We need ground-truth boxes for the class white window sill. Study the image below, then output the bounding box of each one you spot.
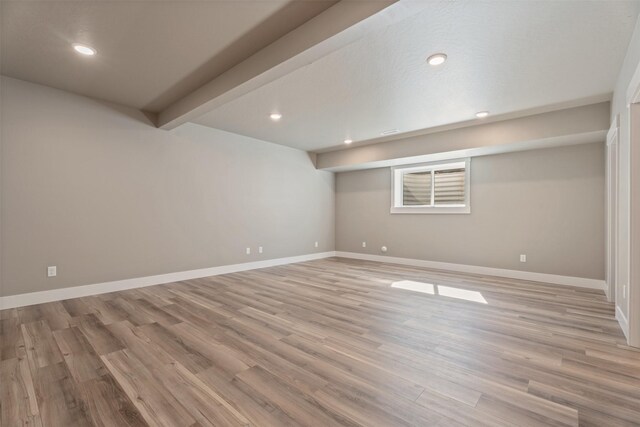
[390,206,471,214]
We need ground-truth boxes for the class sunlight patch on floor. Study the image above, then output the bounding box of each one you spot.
[391,280,435,294]
[391,280,487,304]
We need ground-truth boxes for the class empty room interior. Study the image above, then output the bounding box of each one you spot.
[2,1,640,426]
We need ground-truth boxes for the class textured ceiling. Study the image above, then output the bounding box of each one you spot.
[0,0,336,112]
[193,0,640,152]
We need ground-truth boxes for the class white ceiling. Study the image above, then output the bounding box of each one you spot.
[0,0,336,112]
[193,0,640,152]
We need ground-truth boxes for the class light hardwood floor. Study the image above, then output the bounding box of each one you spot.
[2,257,640,426]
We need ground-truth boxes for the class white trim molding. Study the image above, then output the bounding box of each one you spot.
[605,115,620,302]
[0,252,336,310]
[607,114,620,144]
[627,57,640,105]
[335,252,606,290]
[627,73,640,347]
[616,305,630,341]
[1,251,608,310]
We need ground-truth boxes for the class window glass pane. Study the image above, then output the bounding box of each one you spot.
[403,171,432,205]
[434,168,465,205]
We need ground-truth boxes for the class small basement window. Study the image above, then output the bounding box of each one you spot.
[391,159,470,214]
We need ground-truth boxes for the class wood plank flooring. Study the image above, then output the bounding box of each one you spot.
[2,257,640,426]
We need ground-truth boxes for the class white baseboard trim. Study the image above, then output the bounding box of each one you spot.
[616,305,630,341]
[0,251,337,310]
[2,251,606,310]
[335,251,606,290]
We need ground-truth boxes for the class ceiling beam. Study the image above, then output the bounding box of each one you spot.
[157,0,417,130]
[316,102,611,171]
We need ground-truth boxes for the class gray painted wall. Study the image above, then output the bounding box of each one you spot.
[336,143,605,279]
[1,77,335,296]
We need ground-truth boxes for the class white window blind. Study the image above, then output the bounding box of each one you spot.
[403,171,432,205]
[434,168,465,205]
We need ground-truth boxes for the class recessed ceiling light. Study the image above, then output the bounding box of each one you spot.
[270,113,282,121]
[475,111,489,118]
[344,139,353,144]
[427,53,447,66]
[72,43,96,56]
[381,129,400,136]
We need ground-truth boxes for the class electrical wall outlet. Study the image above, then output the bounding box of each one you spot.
[314,241,319,248]
[47,266,57,277]
[246,247,251,255]
[362,241,367,248]
[520,254,527,262]
[258,246,263,254]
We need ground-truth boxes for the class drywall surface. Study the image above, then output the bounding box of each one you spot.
[0,76,335,296]
[336,143,605,279]
[317,102,610,170]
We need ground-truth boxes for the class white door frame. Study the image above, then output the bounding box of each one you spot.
[606,116,619,303]
[625,60,640,347]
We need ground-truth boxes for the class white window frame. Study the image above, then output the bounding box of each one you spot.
[391,158,471,214]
